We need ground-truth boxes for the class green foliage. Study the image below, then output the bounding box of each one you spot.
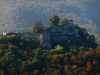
[49,45,65,55]
[33,48,42,55]
[79,46,88,53]
[55,45,64,53]
[96,45,100,50]
[4,51,16,64]
[30,20,43,33]
[69,45,79,55]
[64,56,70,64]
[0,36,7,43]
[49,15,60,27]
[21,58,42,72]
[59,17,68,26]
[0,34,99,74]
[0,17,99,74]
[32,58,40,64]
[0,0,100,43]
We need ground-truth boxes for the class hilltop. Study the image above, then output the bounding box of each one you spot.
[0,0,100,42]
[0,17,99,75]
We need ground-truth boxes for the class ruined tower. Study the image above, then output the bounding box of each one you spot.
[40,33,51,49]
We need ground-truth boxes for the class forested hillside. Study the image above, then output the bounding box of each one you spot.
[0,0,100,41]
[0,29,99,75]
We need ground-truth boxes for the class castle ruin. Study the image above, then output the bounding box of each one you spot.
[2,21,87,49]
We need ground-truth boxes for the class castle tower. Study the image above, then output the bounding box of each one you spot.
[74,28,81,41]
[40,33,51,49]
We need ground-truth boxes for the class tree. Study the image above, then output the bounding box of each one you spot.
[33,70,41,75]
[59,17,68,26]
[53,69,61,75]
[55,45,64,53]
[51,54,63,64]
[30,20,43,33]
[49,15,59,27]
[7,34,19,45]
[4,51,16,64]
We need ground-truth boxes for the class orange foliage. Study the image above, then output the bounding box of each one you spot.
[51,54,63,64]
[33,70,41,75]
[80,71,88,75]
[88,48,96,56]
[85,64,92,71]
[77,53,83,60]
[23,72,29,75]
[86,61,91,65]
[0,70,4,75]
[92,59,98,65]
[0,44,8,50]
[71,55,77,61]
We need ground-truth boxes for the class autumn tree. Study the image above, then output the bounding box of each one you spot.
[33,70,41,75]
[51,54,63,64]
[53,69,61,75]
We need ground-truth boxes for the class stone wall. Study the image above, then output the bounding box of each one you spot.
[2,24,83,49]
[15,33,41,41]
[51,36,68,42]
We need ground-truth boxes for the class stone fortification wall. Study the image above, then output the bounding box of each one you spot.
[51,36,68,42]
[16,33,41,41]
[49,25,81,42]
[47,25,78,34]
[2,24,83,49]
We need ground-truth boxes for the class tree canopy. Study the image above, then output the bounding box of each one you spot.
[59,17,68,26]
[0,30,99,75]
[49,15,60,27]
[30,20,43,33]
